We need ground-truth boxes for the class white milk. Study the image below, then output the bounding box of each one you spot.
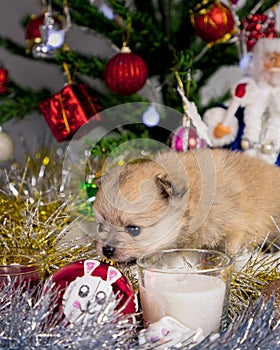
[139,273,226,336]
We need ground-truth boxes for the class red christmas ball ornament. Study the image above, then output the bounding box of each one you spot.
[241,13,277,52]
[104,44,148,96]
[190,0,235,45]
[51,259,137,324]
[0,67,9,95]
[169,125,207,152]
[25,12,63,54]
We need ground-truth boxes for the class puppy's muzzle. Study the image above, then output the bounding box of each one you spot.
[102,245,115,259]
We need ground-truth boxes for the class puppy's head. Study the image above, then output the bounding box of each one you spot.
[92,158,188,262]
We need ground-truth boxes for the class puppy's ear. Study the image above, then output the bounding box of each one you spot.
[155,173,184,198]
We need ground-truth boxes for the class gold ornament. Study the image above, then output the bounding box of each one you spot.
[241,138,251,150]
[261,142,274,154]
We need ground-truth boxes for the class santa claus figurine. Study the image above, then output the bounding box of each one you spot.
[204,38,280,166]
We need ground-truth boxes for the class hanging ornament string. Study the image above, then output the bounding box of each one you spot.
[63,0,71,32]
[58,62,78,134]
[58,93,71,134]
[174,70,212,146]
[174,70,191,128]
[44,0,71,30]
[185,69,191,100]
[45,0,52,14]
[62,61,77,85]
[120,15,132,51]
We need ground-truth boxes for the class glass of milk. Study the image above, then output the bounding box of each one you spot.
[137,249,232,336]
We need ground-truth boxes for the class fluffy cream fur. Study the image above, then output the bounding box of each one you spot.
[93,149,280,262]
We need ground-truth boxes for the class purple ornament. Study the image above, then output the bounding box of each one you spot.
[169,125,207,152]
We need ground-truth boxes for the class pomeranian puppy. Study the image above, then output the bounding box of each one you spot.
[93,149,280,262]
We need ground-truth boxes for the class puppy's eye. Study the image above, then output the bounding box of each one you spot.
[97,223,105,233]
[126,225,141,236]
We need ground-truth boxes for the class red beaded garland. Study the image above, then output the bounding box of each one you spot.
[241,13,277,52]
[104,47,148,96]
[190,0,235,44]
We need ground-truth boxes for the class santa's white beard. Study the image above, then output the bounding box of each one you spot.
[262,68,280,87]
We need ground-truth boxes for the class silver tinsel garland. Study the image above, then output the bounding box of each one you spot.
[0,279,280,350]
[0,280,139,350]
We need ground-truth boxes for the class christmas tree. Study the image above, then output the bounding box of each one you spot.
[0,0,279,161]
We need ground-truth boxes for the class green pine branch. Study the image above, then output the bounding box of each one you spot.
[54,49,107,79]
[0,37,29,57]
[0,82,51,123]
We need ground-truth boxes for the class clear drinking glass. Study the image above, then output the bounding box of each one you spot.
[0,248,45,290]
[137,249,232,336]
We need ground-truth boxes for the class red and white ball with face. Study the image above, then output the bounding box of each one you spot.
[51,259,137,324]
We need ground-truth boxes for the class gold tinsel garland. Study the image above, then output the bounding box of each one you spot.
[229,239,280,320]
[0,149,97,277]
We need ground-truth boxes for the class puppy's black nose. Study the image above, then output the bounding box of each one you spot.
[102,245,115,258]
